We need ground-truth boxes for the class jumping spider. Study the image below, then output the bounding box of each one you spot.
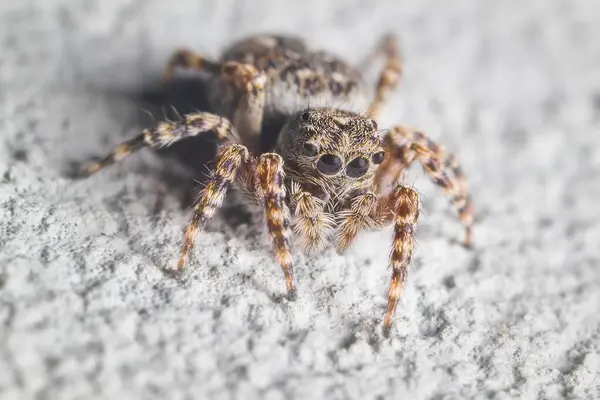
[79,34,474,336]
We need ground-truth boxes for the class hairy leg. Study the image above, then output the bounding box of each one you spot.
[256,154,297,300]
[79,112,238,176]
[383,185,420,336]
[164,48,267,153]
[332,184,420,335]
[220,62,267,153]
[375,126,474,247]
[289,181,335,252]
[178,144,250,269]
[366,34,403,120]
[164,48,221,81]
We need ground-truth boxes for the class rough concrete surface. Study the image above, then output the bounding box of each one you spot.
[1,1,599,399]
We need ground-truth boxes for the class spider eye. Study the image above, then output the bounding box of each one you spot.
[346,157,369,178]
[372,151,385,165]
[317,154,343,175]
[300,111,310,121]
[303,143,318,157]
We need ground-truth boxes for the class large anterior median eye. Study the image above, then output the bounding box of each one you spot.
[317,154,343,175]
[346,157,369,178]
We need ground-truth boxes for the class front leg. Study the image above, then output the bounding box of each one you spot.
[334,186,419,336]
[256,154,297,300]
[178,144,250,269]
[384,185,420,336]
[335,186,419,335]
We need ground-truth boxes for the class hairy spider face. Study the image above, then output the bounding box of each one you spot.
[277,108,385,190]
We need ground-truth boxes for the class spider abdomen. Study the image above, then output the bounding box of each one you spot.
[205,34,370,152]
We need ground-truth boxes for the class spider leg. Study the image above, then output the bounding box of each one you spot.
[79,113,238,177]
[219,62,267,154]
[289,181,335,252]
[375,126,474,247]
[256,154,297,300]
[366,34,403,120]
[383,185,420,337]
[178,144,250,269]
[164,48,221,81]
[164,48,267,152]
[332,185,419,335]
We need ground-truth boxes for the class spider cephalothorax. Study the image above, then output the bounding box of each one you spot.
[277,108,384,200]
[78,33,474,336]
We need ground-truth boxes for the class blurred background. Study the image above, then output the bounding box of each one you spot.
[1,1,599,399]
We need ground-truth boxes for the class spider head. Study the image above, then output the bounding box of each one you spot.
[277,108,385,190]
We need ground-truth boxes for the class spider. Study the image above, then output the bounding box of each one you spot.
[79,34,474,336]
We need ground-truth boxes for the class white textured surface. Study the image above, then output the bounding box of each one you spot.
[1,1,599,399]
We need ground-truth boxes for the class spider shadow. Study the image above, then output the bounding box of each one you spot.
[74,75,254,230]
[155,77,257,228]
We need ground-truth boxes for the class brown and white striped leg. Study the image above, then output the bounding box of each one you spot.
[164,49,266,151]
[164,48,221,82]
[80,113,239,177]
[256,154,297,300]
[375,126,474,248]
[366,34,403,120]
[289,181,335,252]
[219,62,267,154]
[383,185,420,337]
[178,144,250,269]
